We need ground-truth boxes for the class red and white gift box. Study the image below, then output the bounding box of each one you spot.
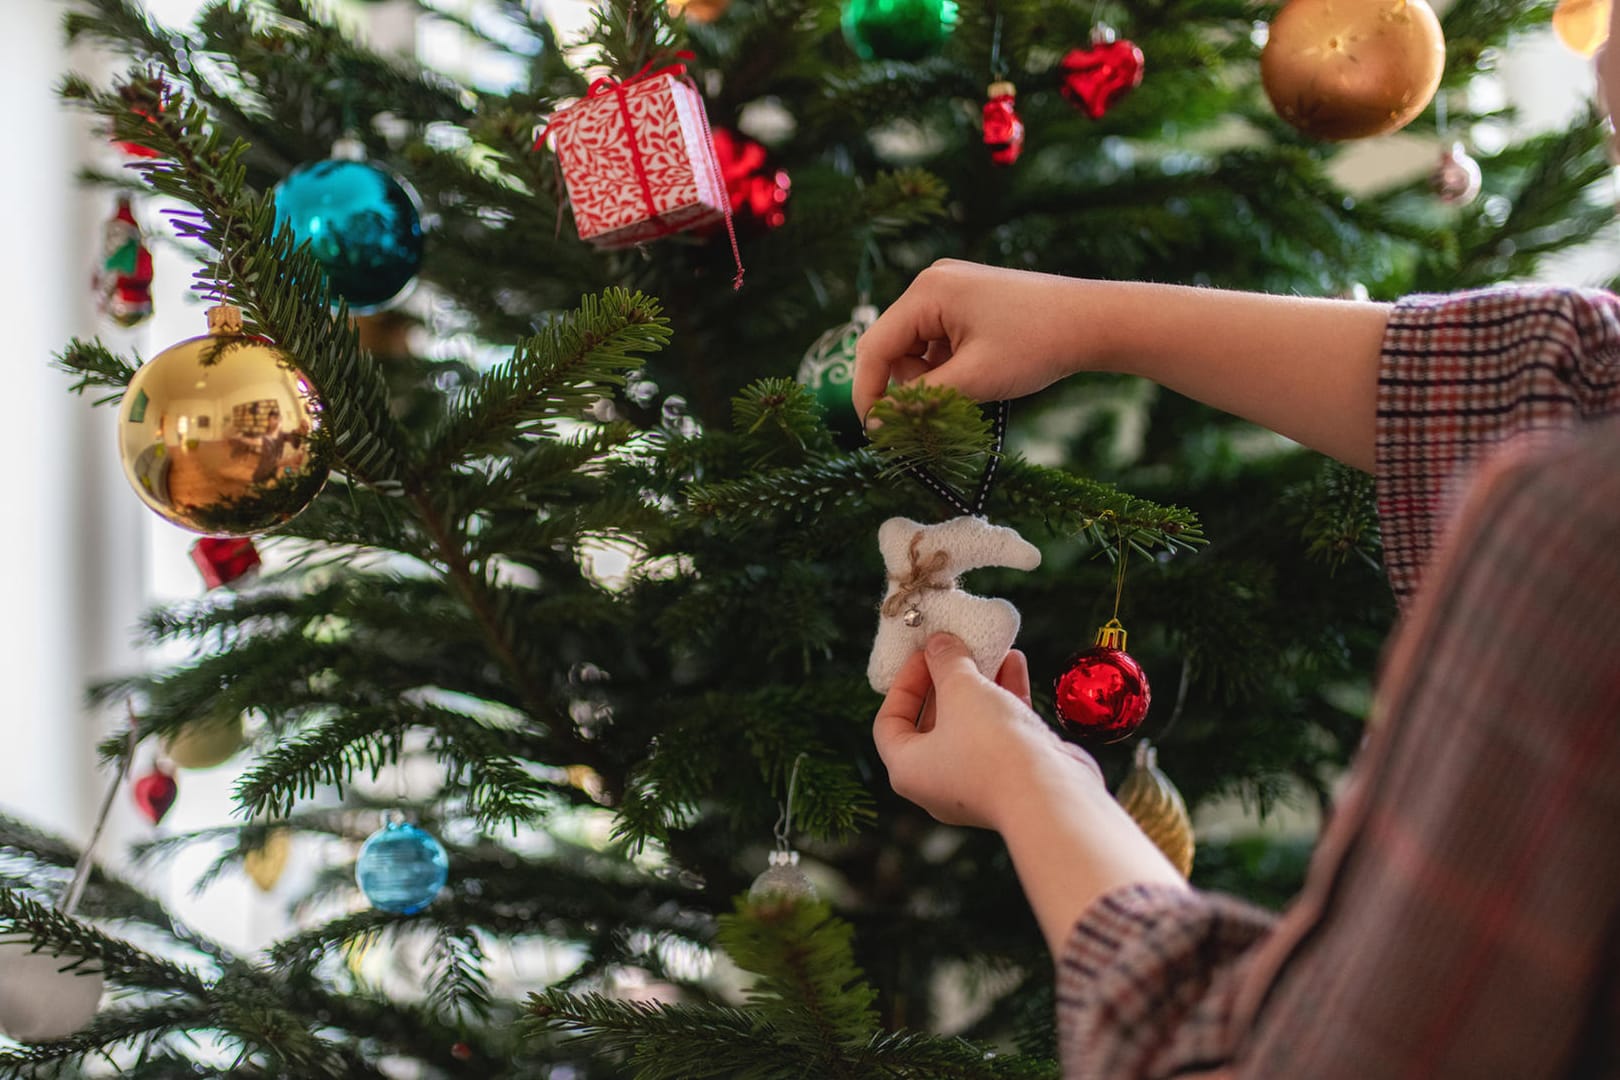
[546,68,731,250]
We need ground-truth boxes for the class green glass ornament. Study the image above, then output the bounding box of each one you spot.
[841,0,958,61]
[796,304,877,447]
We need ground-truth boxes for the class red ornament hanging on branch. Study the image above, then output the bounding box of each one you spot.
[191,537,263,591]
[982,81,1025,165]
[1059,25,1145,120]
[1055,618,1151,743]
[711,128,791,229]
[113,78,168,159]
[131,765,178,825]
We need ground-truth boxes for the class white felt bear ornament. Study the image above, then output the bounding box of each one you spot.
[868,516,1041,692]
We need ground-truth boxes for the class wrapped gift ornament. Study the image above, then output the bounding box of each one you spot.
[542,58,739,273]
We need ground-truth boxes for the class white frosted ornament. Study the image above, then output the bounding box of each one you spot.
[0,941,103,1042]
[868,516,1041,692]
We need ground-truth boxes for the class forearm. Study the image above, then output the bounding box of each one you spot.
[1083,281,1389,472]
[993,752,1187,955]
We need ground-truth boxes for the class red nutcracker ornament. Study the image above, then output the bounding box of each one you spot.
[1059,26,1145,120]
[191,537,263,590]
[982,81,1025,165]
[131,765,178,825]
[712,128,791,229]
[96,197,154,327]
[1055,617,1151,742]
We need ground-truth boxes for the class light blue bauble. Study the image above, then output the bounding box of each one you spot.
[272,157,423,313]
[355,822,448,914]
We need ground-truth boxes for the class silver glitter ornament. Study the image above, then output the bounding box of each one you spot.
[1429,141,1482,205]
[749,849,817,901]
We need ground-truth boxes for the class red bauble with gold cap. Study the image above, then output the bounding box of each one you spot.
[1054,619,1151,743]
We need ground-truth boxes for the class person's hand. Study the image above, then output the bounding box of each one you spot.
[852,261,1102,423]
[872,633,1103,831]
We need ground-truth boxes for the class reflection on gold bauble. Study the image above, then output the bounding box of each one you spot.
[1261,0,1445,141]
[243,828,292,891]
[668,0,729,22]
[163,712,246,770]
[1117,740,1195,877]
[1554,0,1612,56]
[118,305,328,536]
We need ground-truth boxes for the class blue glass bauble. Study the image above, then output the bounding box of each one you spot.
[355,822,448,914]
[272,158,423,313]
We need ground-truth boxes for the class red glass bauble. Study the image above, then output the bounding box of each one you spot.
[191,537,263,591]
[982,82,1024,165]
[711,128,791,229]
[1059,37,1145,120]
[132,768,178,825]
[1054,646,1151,742]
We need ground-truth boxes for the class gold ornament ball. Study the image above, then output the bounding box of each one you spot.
[119,305,328,537]
[668,0,729,21]
[1261,0,1446,141]
[1553,0,1612,56]
[164,712,246,770]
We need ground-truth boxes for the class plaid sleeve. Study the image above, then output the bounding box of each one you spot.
[1376,286,1620,607]
[1235,420,1620,1077]
[1055,883,1275,1079]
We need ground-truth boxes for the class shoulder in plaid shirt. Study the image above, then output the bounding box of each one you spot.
[1056,286,1620,1079]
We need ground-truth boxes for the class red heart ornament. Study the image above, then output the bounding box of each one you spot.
[1059,38,1145,120]
[132,768,178,825]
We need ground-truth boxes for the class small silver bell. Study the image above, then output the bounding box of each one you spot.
[902,607,923,628]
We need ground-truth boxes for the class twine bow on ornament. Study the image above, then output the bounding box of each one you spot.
[880,532,953,619]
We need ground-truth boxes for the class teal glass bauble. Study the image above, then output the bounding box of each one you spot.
[355,822,449,914]
[273,157,423,313]
[840,0,958,61]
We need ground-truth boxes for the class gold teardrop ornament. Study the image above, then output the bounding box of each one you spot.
[243,828,292,891]
[1117,740,1195,877]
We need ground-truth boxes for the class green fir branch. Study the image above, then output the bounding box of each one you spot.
[0,891,209,997]
[422,290,672,475]
[527,990,782,1080]
[54,338,142,404]
[717,897,877,1054]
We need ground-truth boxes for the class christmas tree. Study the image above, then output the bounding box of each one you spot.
[2,0,1610,1075]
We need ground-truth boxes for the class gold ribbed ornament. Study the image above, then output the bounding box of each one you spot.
[1117,740,1195,877]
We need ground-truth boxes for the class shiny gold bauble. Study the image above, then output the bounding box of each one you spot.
[1117,740,1195,877]
[1554,0,1612,56]
[119,305,327,536]
[163,712,246,770]
[243,828,292,891]
[667,0,729,21]
[1261,0,1446,141]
